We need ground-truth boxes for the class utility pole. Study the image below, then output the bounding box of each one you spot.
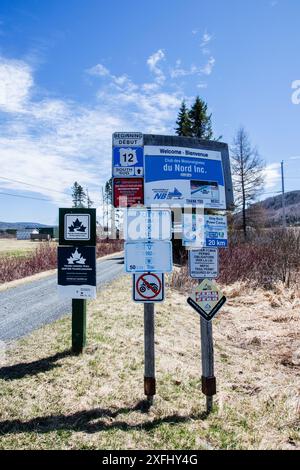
[281,161,287,228]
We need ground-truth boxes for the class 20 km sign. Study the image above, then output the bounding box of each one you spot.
[133,273,164,303]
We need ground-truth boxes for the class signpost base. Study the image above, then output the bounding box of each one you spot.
[72,299,86,354]
[144,303,156,403]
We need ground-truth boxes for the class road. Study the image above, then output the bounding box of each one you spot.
[0,254,124,342]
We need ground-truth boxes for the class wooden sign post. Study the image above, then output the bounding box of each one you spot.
[144,303,156,403]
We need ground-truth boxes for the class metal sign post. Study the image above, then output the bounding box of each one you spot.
[200,317,216,413]
[144,302,156,403]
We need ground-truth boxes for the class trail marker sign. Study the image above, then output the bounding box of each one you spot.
[59,208,96,246]
[133,273,164,303]
[125,240,173,273]
[187,279,226,322]
[125,208,172,241]
[113,132,143,147]
[205,215,228,248]
[57,246,96,299]
[112,146,144,177]
[189,248,219,279]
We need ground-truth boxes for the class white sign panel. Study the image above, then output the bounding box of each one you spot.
[125,208,172,241]
[133,273,164,303]
[144,145,226,209]
[113,132,143,147]
[189,248,219,279]
[183,214,228,248]
[125,241,173,273]
[182,212,204,248]
[64,214,90,241]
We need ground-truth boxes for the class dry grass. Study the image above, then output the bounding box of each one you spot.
[0,277,299,450]
[0,239,38,257]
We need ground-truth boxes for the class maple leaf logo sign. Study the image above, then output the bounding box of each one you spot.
[68,218,86,233]
[67,248,86,265]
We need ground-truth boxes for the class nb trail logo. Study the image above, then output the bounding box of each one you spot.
[68,218,86,233]
[153,187,183,200]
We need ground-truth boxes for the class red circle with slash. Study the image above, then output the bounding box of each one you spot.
[136,273,162,300]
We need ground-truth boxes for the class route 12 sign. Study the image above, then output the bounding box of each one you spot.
[187,279,226,322]
[133,273,164,303]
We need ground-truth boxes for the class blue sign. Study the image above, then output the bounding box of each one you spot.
[144,145,226,209]
[204,215,228,248]
[112,146,144,177]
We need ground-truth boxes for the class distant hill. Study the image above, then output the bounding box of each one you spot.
[259,190,300,226]
[0,222,51,231]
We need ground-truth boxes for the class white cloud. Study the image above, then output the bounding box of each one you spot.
[86,63,110,77]
[147,49,165,84]
[0,52,185,208]
[0,58,33,113]
[264,163,281,189]
[201,56,216,75]
[200,32,212,47]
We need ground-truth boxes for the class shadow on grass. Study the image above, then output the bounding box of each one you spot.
[0,350,72,381]
[0,403,207,435]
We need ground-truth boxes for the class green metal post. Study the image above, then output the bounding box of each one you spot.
[72,299,86,354]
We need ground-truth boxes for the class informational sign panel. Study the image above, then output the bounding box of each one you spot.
[112,147,144,177]
[113,132,143,147]
[189,248,219,279]
[144,145,226,209]
[204,215,228,248]
[57,246,96,299]
[113,177,144,208]
[182,212,204,248]
[125,241,173,273]
[133,273,164,303]
[59,208,96,246]
[183,214,228,248]
[125,208,172,241]
[187,279,226,322]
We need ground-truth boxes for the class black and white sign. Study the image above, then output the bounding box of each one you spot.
[65,214,90,241]
[133,273,164,303]
[59,208,96,246]
[113,132,143,147]
[57,246,96,299]
[189,248,219,279]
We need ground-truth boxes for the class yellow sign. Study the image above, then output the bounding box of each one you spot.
[187,279,226,321]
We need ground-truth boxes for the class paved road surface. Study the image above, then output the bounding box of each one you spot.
[0,255,124,342]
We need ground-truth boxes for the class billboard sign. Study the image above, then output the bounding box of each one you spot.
[144,144,226,209]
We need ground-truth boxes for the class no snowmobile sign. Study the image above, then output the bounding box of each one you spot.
[187,279,226,322]
[133,273,164,303]
[57,246,96,299]
[59,208,96,246]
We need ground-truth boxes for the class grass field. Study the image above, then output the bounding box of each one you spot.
[0,239,51,258]
[0,276,299,450]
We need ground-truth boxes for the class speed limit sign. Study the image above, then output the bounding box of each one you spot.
[133,273,164,303]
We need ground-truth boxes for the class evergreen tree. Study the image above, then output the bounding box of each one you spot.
[71,181,87,208]
[189,96,213,140]
[175,101,192,136]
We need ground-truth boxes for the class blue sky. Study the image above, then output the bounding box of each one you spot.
[0,0,299,224]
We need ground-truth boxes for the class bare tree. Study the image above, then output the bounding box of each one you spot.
[231,127,265,238]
